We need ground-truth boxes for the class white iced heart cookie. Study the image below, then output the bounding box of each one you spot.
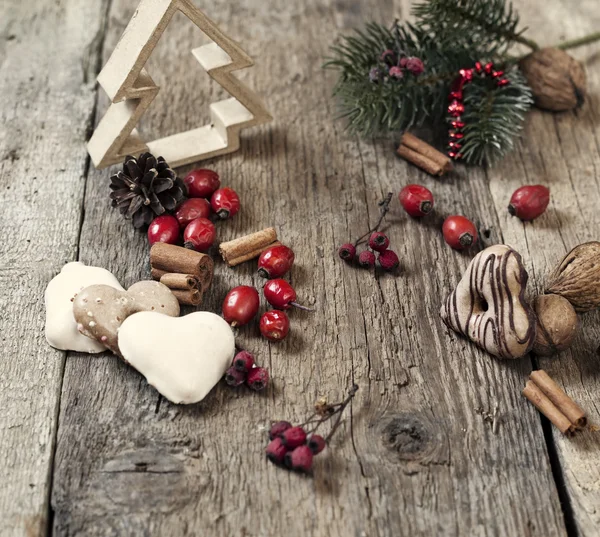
[45,262,124,353]
[118,312,235,404]
[440,245,536,359]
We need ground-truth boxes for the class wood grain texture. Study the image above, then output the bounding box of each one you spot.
[0,0,598,535]
[48,0,588,536]
[486,1,600,534]
[0,0,110,535]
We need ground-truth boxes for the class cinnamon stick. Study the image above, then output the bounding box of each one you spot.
[150,243,214,291]
[159,273,199,291]
[219,228,279,267]
[530,370,586,428]
[397,133,453,176]
[170,288,203,306]
[523,380,575,436]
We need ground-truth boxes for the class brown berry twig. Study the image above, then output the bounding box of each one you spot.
[266,384,359,473]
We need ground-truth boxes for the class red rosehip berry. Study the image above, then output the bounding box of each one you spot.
[399,184,434,217]
[508,185,550,221]
[258,245,295,279]
[263,279,295,310]
[174,198,211,229]
[263,279,313,311]
[147,215,180,245]
[224,366,246,386]
[259,310,290,341]
[269,421,292,440]
[308,434,327,455]
[247,367,269,391]
[338,243,356,262]
[285,445,313,472]
[222,286,260,327]
[211,187,240,219]
[233,350,254,372]
[280,426,307,448]
[378,249,400,271]
[183,217,215,251]
[368,232,390,252]
[184,169,220,198]
[442,215,478,250]
[266,437,288,465]
[358,250,376,268]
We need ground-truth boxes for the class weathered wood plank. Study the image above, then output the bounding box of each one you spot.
[486,1,600,534]
[49,0,576,535]
[0,0,109,535]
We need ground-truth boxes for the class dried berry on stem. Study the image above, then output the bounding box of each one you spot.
[266,384,359,474]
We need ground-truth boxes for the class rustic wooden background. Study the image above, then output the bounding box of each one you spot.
[1,0,599,535]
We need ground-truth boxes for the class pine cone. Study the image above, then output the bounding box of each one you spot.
[519,48,586,112]
[109,153,186,228]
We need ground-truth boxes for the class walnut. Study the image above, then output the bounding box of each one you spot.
[520,48,586,111]
[545,242,600,312]
[533,294,579,356]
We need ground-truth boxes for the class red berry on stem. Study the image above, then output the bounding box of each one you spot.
[183,217,215,251]
[285,445,313,472]
[184,169,220,198]
[233,350,254,372]
[358,250,376,268]
[368,232,390,252]
[259,310,290,341]
[148,215,180,245]
[399,184,434,217]
[211,187,240,219]
[508,185,550,221]
[174,198,211,228]
[263,279,313,311]
[442,215,478,250]
[269,421,292,440]
[247,367,269,391]
[378,249,400,271]
[308,434,327,455]
[224,366,246,386]
[280,426,307,448]
[338,243,356,262]
[266,437,288,465]
[222,286,260,327]
[258,245,295,279]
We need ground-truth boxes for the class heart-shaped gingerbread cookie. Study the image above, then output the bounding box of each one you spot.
[440,245,536,359]
[45,262,124,353]
[73,281,179,355]
[118,312,235,404]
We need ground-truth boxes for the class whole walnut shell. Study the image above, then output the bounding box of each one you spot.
[519,47,586,111]
[545,242,600,312]
[533,294,579,356]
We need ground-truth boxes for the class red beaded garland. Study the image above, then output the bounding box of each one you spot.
[446,61,510,160]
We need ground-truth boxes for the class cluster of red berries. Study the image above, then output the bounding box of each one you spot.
[266,384,358,474]
[265,422,325,473]
[222,245,312,341]
[224,350,269,391]
[338,193,399,272]
[369,49,425,83]
[147,168,240,252]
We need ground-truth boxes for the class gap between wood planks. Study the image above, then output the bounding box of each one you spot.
[44,1,115,535]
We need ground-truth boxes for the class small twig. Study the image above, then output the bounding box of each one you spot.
[354,193,393,247]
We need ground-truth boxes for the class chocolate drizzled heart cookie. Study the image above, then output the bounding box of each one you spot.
[73,281,179,355]
[440,244,536,359]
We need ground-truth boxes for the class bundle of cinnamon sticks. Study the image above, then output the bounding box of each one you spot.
[150,243,214,306]
[397,132,453,176]
[523,370,587,436]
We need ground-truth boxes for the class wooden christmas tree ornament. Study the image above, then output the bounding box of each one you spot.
[87,0,272,169]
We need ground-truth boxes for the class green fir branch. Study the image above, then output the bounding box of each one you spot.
[412,0,537,56]
[459,69,533,166]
